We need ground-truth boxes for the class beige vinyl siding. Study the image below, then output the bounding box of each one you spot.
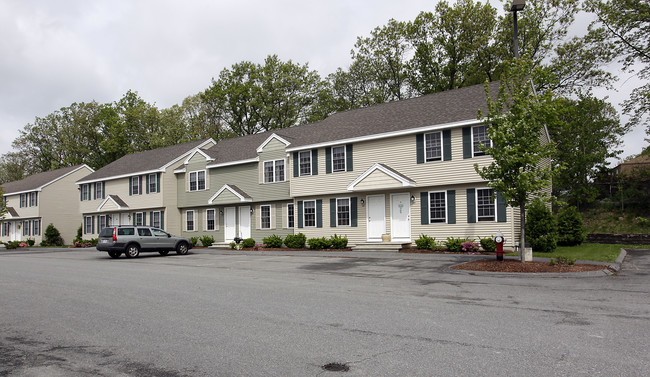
[162,164,181,234]
[258,138,289,185]
[39,166,94,243]
[354,170,406,190]
[250,202,292,242]
[99,200,119,211]
[291,128,493,197]
[12,197,39,218]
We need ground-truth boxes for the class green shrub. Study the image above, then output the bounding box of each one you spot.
[199,235,215,247]
[284,233,306,248]
[526,200,557,253]
[41,224,64,246]
[26,238,36,247]
[263,234,283,248]
[189,236,199,246]
[89,238,98,247]
[330,234,348,249]
[229,241,237,249]
[636,217,650,228]
[445,237,471,253]
[242,238,256,248]
[4,241,20,249]
[556,206,585,246]
[74,225,83,243]
[415,234,434,249]
[479,237,496,252]
[307,237,332,250]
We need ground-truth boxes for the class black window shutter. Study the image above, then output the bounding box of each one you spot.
[497,192,507,222]
[350,197,357,227]
[129,178,133,196]
[102,182,106,199]
[150,212,153,227]
[447,190,456,224]
[160,211,165,230]
[467,188,476,223]
[139,176,143,195]
[312,149,318,176]
[142,212,146,226]
[416,134,424,164]
[93,183,96,200]
[316,199,322,227]
[326,147,332,174]
[346,144,353,172]
[443,130,452,161]
[80,187,83,201]
[330,198,336,227]
[146,175,150,194]
[92,216,95,234]
[133,213,136,225]
[463,127,472,159]
[297,201,303,228]
[293,152,299,177]
[156,173,161,193]
[420,192,429,224]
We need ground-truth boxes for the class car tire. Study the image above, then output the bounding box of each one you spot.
[159,250,169,256]
[124,244,140,258]
[108,251,121,259]
[176,242,189,255]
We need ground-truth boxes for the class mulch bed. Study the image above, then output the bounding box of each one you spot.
[452,259,608,273]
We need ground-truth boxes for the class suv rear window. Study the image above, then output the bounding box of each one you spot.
[117,228,135,236]
[99,228,113,237]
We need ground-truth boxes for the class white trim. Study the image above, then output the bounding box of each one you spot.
[331,145,347,173]
[173,167,186,174]
[96,196,129,211]
[424,131,444,163]
[256,133,291,153]
[263,159,287,183]
[183,149,215,165]
[335,197,352,227]
[205,208,216,231]
[206,157,259,169]
[286,118,482,152]
[160,139,216,171]
[77,169,163,185]
[208,184,253,204]
[366,194,386,242]
[347,163,415,191]
[185,210,195,232]
[476,187,497,223]
[471,124,492,158]
[188,170,207,192]
[260,204,272,229]
[302,199,317,228]
[298,150,313,177]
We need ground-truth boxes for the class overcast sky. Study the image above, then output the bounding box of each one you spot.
[1,0,646,162]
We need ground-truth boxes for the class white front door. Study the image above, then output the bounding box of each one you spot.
[238,206,251,239]
[10,221,19,242]
[390,193,411,242]
[367,195,386,242]
[224,207,236,241]
[121,213,129,226]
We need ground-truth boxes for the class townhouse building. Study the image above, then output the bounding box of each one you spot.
[174,82,543,248]
[1,165,94,244]
[76,139,215,237]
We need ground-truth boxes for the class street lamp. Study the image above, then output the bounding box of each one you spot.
[510,0,526,59]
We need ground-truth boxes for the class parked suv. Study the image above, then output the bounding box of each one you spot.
[97,226,193,259]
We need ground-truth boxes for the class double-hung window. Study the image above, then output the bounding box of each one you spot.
[148,173,157,193]
[134,212,144,226]
[472,125,491,157]
[98,215,107,231]
[287,204,295,228]
[22,220,30,236]
[2,222,9,237]
[95,182,103,199]
[189,171,206,191]
[20,194,26,207]
[32,219,41,236]
[206,209,215,231]
[260,205,271,229]
[186,211,195,231]
[336,198,350,226]
[425,132,442,162]
[131,177,141,195]
[264,160,285,183]
[81,184,91,201]
[428,191,446,223]
[477,188,496,222]
[299,151,312,176]
[332,146,346,172]
[152,211,162,229]
[84,216,93,234]
[29,192,38,206]
[303,200,316,227]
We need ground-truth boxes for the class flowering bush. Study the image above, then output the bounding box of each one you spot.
[19,242,28,248]
[461,241,480,253]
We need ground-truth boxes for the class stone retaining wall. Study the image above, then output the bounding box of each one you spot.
[586,233,650,244]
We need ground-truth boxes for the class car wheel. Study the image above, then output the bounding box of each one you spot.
[176,242,189,255]
[159,250,169,256]
[125,244,140,258]
[108,251,121,259]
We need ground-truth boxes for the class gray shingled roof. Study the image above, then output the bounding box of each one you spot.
[204,82,498,165]
[7,207,18,217]
[108,195,128,208]
[1,164,88,195]
[78,139,211,183]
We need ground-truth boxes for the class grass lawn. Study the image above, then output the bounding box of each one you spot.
[507,243,650,262]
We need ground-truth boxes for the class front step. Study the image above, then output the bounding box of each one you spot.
[352,242,411,252]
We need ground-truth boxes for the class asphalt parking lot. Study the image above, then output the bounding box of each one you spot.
[1,247,648,376]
